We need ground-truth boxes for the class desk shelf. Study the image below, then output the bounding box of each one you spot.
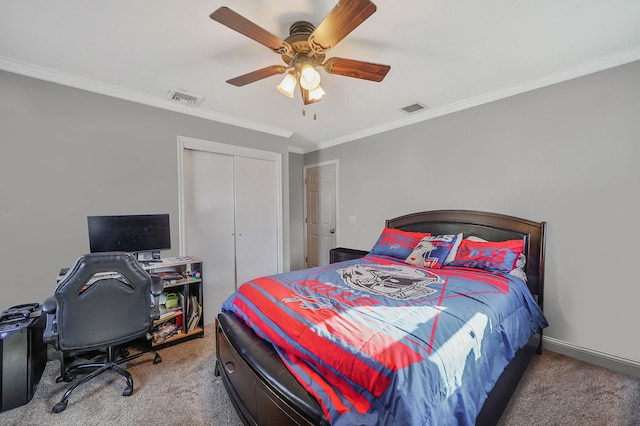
[144,256,204,349]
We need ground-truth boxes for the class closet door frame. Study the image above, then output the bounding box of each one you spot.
[176,136,284,274]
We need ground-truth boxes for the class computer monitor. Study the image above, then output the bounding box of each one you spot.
[87,214,171,261]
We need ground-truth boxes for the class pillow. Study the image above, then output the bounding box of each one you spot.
[405,234,462,269]
[450,236,528,279]
[446,235,486,264]
[443,233,464,265]
[370,228,431,260]
[509,253,528,281]
[449,239,524,273]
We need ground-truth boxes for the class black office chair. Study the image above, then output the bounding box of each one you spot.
[42,252,164,413]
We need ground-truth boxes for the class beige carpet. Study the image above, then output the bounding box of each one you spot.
[498,351,640,426]
[1,324,638,425]
[0,323,242,426]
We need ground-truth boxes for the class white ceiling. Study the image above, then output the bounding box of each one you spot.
[1,1,639,153]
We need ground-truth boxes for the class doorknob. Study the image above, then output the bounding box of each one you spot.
[330,229,335,234]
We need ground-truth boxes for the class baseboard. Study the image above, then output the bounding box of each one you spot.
[543,336,640,379]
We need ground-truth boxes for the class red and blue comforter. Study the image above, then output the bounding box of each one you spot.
[222,254,548,425]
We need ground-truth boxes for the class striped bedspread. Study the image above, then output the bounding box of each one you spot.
[222,254,548,425]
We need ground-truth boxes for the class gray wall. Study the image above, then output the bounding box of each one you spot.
[0,70,291,308]
[2,59,639,372]
[305,61,640,368]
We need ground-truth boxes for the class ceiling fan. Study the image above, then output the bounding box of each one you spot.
[210,0,391,105]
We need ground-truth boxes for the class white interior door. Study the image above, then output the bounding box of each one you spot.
[234,155,279,284]
[305,163,337,267]
[183,149,236,324]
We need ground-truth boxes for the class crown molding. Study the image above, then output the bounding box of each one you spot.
[0,56,294,139]
[307,46,640,153]
[3,46,640,155]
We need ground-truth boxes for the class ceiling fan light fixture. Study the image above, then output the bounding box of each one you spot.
[211,3,391,107]
[276,72,297,98]
[308,84,326,102]
[299,63,321,90]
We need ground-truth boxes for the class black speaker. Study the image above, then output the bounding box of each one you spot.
[0,304,47,412]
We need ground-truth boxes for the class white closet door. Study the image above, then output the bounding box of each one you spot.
[180,136,283,326]
[183,149,236,323]
[234,155,279,285]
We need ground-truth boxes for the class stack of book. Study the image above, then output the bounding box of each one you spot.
[186,294,202,333]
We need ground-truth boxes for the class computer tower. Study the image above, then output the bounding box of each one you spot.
[0,305,47,412]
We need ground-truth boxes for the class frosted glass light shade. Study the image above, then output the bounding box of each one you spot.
[299,64,321,90]
[276,73,297,98]
[308,85,326,101]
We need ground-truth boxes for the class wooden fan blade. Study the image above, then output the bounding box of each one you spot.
[310,0,377,51]
[323,57,390,82]
[226,65,287,87]
[210,7,291,54]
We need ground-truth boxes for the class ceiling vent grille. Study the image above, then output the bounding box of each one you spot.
[167,89,204,107]
[401,102,427,113]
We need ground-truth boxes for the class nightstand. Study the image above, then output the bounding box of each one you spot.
[329,247,369,264]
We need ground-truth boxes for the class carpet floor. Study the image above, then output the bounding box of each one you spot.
[0,324,637,425]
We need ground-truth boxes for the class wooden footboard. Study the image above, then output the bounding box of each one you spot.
[215,313,330,426]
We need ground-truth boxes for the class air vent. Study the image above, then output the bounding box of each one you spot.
[401,103,427,113]
[167,89,204,107]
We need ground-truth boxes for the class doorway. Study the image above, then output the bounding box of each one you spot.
[304,161,338,268]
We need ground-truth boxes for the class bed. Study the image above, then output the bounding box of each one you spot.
[215,210,547,425]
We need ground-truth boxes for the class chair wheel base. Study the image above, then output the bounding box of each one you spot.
[153,354,162,364]
[56,374,74,383]
[122,387,133,396]
[52,401,68,413]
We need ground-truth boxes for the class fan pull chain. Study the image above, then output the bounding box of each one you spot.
[301,109,318,120]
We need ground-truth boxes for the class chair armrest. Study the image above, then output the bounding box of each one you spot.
[149,275,163,322]
[150,275,163,297]
[42,296,59,347]
[42,296,57,314]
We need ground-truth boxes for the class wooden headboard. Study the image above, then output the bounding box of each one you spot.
[386,210,546,309]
